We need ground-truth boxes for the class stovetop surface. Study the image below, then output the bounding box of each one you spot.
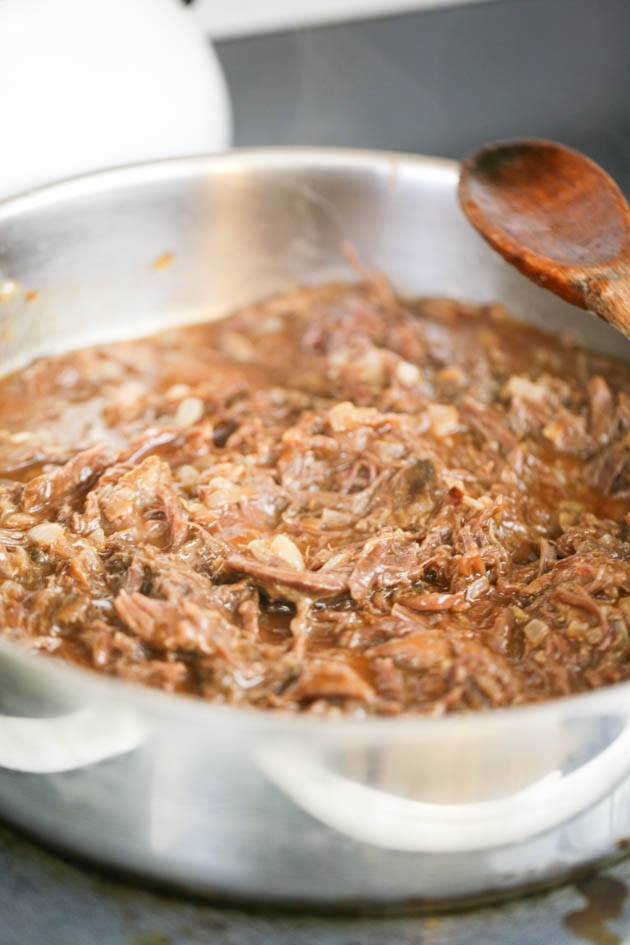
[5,821,630,945]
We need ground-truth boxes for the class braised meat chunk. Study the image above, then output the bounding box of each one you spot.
[0,280,629,716]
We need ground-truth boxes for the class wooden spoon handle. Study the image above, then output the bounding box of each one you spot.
[577,261,630,338]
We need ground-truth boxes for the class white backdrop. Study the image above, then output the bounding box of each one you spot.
[192,0,499,39]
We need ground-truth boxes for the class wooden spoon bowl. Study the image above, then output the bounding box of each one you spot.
[458,139,630,338]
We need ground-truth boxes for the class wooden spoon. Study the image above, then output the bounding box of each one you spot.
[458,138,630,338]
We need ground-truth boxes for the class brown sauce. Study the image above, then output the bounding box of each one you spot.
[0,281,629,715]
[564,876,627,945]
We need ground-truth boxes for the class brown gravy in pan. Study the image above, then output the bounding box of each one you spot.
[0,281,629,715]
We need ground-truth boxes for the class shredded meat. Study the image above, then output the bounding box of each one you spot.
[0,279,629,716]
[224,553,347,597]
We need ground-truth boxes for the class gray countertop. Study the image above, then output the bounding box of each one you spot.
[5,820,630,945]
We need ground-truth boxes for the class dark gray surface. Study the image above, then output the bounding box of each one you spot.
[215,0,630,192]
[5,820,630,944]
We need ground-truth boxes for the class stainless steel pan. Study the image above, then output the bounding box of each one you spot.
[0,148,628,910]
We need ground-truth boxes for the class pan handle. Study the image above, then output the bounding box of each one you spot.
[0,706,147,774]
[0,644,147,773]
[257,720,630,853]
